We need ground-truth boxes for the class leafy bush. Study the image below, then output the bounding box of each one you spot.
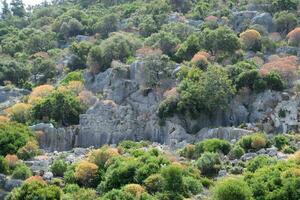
[274,135,289,150]
[88,33,142,73]
[246,155,277,172]
[244,160,299,200]
[99,189,135,200]
[0,156,9,174]
[99,158,139,192]
[200,26,241,56]
[0,60,30,87]
[195,139,231,156]
[31,58,56,84]
[5,154,19,169]
[196,152,221,176]
[251,134,267,150]
[183,176,203,196]
[0,122,33,156]
[32,90,85,126]
[60,71,83,85]
[228,145,245,159]
[237,133,268,151]
[144,174,166,194]
[12,164,32,180]
[212,178,253,200]
[64,165,76,184]
[51,160,67,177]
[271,0,298,12]
[176,66,235,116]
[88,146,119,167]
[93,14,118,38]
[161,164,184,195]
[145,31,180,57]
[240,29,262,51]
[17,140,40,160]
[179,144,196,159]
[5,103,32,124]
[274,11,297,34]
[28,84,55,104]
[6,180,62,200]
[287,27,300,47]
[75,161,99,187]
[264,71,285,91]
[122,184,145,198]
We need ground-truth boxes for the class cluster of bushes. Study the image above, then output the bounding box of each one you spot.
[6,141,207,200]
[158,65,236,119]
[4,74,88,126]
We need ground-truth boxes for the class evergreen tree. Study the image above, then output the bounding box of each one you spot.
[1,0,11,19]
[10,0,26,17]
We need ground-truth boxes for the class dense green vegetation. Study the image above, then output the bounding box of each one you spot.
[0,0,299,199]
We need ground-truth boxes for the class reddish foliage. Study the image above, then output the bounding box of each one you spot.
[259,56,299,81]
[5,154,18,168]
[25,176,46,184]
[136,47,162,58]
[287,27,300,46]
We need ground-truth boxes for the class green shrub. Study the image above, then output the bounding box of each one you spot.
[282,145,296,154]
[145,31,180,57]
[60,71,83,85]
[32,90,86,126]
[237,133,268,151]
[93,14,118,38]
[161,165,184,195]
[179,144,196,159]
[177,66,236,116]
[196,152,221,176]
[274,11,297,34]
[17,140,40,160]
[98,159,139,192]
[244,160,299,200]
[6,180,62,200]
[0,156,9,174]
[250,134,267,150]
[51,160,67,177]
[212,178,253,200]
[246,155,277,172]
[0,122,33,156]
[144,174,166,194]
[195,139,231,156]
[12,164,32,180]
[183,176,203,197]
[228,145,245,159]
[274,135,289,150]
[87,33,142,73]
[264,71,285,91]
[99,189,135,200]
[64,165,76,184]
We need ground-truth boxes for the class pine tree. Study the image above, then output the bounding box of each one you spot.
[1,0,11,19]
[10,0,26,17]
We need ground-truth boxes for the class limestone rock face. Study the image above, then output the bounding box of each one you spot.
[0,86,29,113]
[34,59,300,151]
[31,123,79,152]
[251,13,275,32]
[4,179,23,192]
[232,11,258,32]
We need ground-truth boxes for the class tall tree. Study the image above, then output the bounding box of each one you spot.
[10,0,26,17]
[1,0,11,19]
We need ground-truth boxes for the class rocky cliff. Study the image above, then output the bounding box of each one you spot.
[32,59,300,151]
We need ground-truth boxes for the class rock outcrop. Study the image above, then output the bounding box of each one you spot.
[33,58,300,151]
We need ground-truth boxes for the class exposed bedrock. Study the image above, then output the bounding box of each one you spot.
[33,61,300,151]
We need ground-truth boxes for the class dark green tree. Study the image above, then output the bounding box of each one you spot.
[1,0,11,19]
[32,91,86,126]
[10,0,26,17]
